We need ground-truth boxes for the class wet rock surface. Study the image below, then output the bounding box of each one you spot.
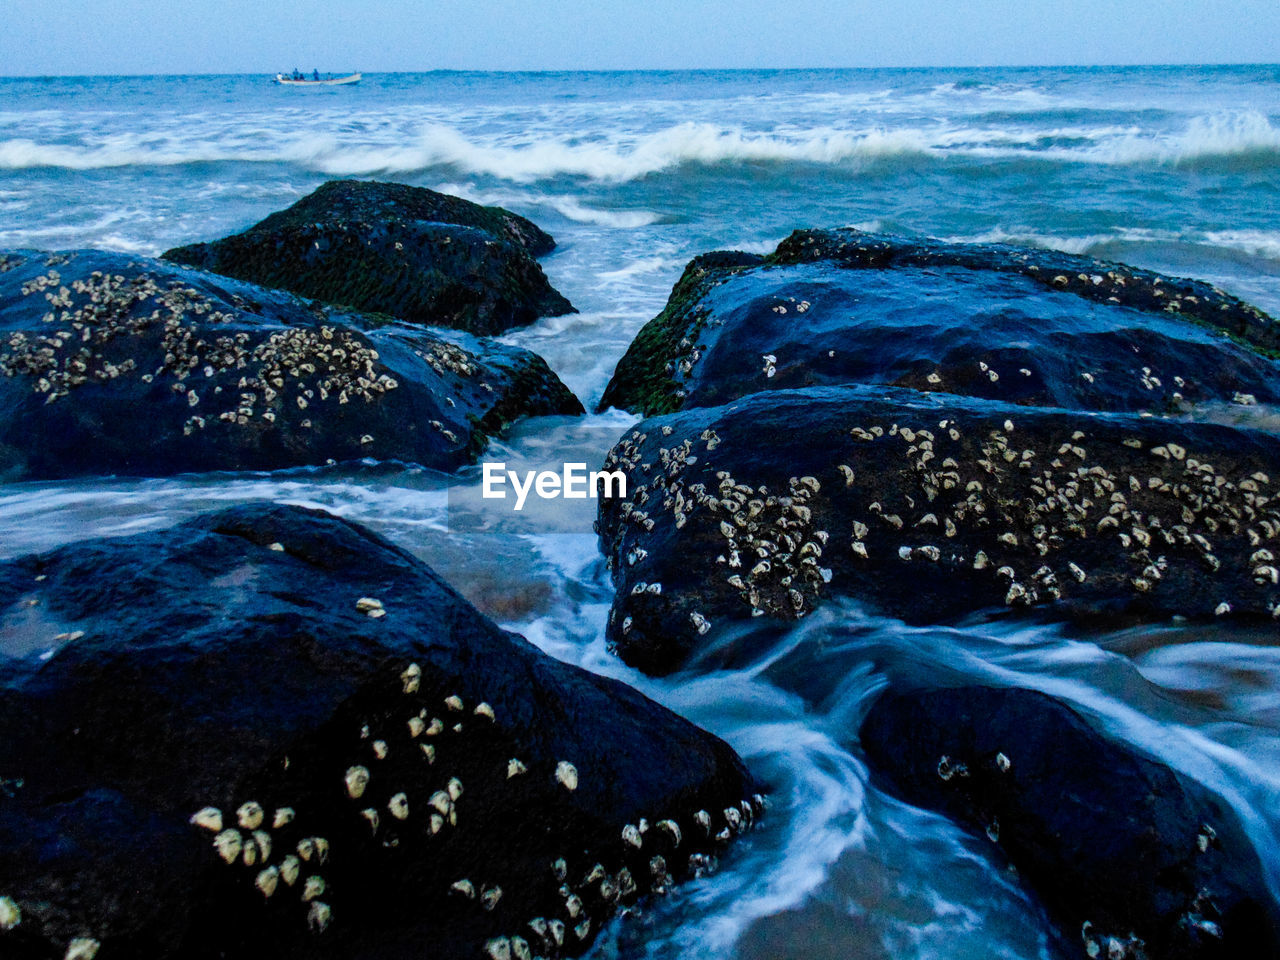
[596,387,1280,675]
[860,685,1280,960]
[0,249,583,481]
[599,230,1279,416]
[162,180,575,336]
[0,503,760,960]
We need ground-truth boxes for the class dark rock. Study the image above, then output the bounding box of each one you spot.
[0,503,760,960]
[0,250,583,481]
[162,180,575,336]
[599,229,1278,416]
[859,685,1280,960]
[596,386,1280,674]
[246,179,559,258]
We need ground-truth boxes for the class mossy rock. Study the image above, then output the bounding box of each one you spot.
[163,180,574,336]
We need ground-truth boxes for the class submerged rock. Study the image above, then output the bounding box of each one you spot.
[599,230,1278,416]
[162,180,575,335]
[0,250,582,480]
[597,386,1280,674]
[0,503,759,960]
[860,685,1280,960]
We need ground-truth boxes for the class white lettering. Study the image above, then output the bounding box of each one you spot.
[591,469,627,499]
[479,462,628,510]
[563,462,588,498]
[482,462,507,499]
[510,469,536,511]
[535,471,561,499]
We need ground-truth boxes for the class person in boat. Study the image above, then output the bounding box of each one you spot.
[313,69,320,81]
[292,68,302,80]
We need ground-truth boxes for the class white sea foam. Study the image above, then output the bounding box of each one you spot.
[4,108,1275,181]
[0,135,246,170]
[718,237,784,255]
[305,122,939,181]
[0,121,937,180]
[955,224,1280,266]
[542,196,660,228]
[953,226,1122,256]
[1203,229,1280,261]
[88,234,156,254]
[0,138,145,170]
[0,208,158,253]
[1098,110,1280,165]
[595,256,679,283]
[415,181,660,228]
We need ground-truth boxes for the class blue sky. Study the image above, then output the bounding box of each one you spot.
[4,0,1279,75]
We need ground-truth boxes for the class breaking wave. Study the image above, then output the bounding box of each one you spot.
[954,225,1280,265]
[298,122,939,181]
[3,110,1277,181]
[1088,110,1280,167]
[540,196,661,227]
[0,123,935,179]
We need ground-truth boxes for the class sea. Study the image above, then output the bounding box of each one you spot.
[2,66,1279,958]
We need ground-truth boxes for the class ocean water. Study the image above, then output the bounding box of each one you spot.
[2,66,1279,958]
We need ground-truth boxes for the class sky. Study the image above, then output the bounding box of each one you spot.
[3,0,1279,75]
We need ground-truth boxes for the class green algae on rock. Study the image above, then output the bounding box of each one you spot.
[0,249,582,481]
[162,180,575,336]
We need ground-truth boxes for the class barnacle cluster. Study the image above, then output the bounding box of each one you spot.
[907,351,1258,415]
[480,795,764,960]
[0,265,403,436]
[604,410,1280,654]
[838,418,1280,609]
[247,660,765,958]
[418,340,478,378]
[1077,830,1225,958]
[663,334,703,381]
[189,797,333,934]
[881,416,1276,609]
[604,428,831,625]
[2,269,190,400]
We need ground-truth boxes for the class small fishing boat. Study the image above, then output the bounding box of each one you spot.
[275,72,362,86]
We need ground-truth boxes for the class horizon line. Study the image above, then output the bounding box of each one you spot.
[2,62,1277,80]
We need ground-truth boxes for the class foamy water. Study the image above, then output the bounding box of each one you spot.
[1,65,1279,959]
